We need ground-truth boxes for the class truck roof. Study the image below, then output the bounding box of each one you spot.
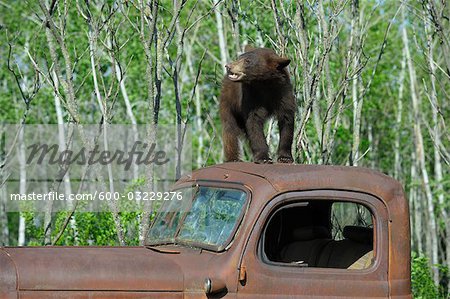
[181,162,404,204]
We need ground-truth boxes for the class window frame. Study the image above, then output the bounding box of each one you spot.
[255,190,388,274]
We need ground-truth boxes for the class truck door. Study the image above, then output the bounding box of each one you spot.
[237,190,390,298]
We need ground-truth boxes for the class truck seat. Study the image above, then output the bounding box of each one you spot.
[279,226,331,266]
[316,226,373,269]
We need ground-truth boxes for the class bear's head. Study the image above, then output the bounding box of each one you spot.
[225,45,291,82]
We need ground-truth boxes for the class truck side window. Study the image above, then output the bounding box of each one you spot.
[260,201,374,270]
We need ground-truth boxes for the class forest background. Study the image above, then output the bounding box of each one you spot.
[0,0,449,297]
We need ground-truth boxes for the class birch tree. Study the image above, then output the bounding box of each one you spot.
[422,0,450,287]
[402,5,439,283]
[17,126,26,246]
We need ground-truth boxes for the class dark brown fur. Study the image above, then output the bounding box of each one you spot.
[220,46,296,164]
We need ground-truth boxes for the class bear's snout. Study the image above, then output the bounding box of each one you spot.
[225,62,246,82]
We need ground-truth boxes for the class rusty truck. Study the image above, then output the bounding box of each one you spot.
[0,163,412,298]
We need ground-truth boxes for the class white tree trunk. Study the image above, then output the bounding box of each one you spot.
[423,4,449,285]
[107,33,140,179]
[53,69,79,245]
[214,0,228,69]
[402,12,439,283]
[88,28,125,246]
[410,150,422,253]
[394,55,406,179]
[18,126,26,246]
[350,0,363,166]
[185,39,204,168]
[0,184,8,245]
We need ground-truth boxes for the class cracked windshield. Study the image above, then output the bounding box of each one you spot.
[147,186,247,248]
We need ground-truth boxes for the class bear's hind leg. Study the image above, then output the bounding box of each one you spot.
[222,118,242,162]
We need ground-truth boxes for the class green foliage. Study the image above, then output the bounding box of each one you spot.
[411,253,448,298]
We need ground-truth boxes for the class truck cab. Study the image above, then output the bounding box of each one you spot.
[0,163,412,298]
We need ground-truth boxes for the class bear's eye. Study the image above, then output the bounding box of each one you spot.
[244,58,251,64]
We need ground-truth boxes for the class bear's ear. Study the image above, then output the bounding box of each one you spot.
[244,44,255,52]
[277,57,291,69]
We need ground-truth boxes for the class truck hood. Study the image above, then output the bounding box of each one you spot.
[1,247,184,292]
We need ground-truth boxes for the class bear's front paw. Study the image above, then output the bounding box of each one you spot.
[277,156,294,164]
[254,158,273,164]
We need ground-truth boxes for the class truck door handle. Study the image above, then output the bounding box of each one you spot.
[239,266,247,285]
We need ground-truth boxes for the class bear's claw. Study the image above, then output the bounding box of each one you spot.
[254,158,273,164]
[277,156,294,164]
[226,159,243,163]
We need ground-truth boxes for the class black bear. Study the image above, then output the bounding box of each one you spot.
[219,46,296,163]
